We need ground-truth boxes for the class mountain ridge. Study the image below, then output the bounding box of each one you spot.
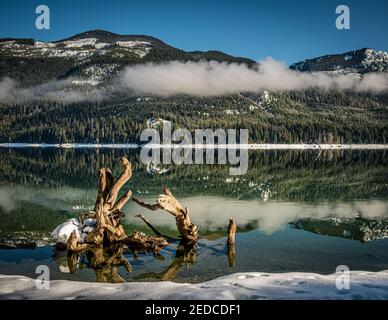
[0,30,387,144]
[290,48,388,74]
[0,29,257,86]
[1,29,388,88]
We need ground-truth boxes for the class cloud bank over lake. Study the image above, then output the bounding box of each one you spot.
[121,59,388,96]
[2,59,388,103]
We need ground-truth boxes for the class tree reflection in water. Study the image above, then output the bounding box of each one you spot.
[54,233,236,283]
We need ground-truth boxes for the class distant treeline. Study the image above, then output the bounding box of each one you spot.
[0,90,387,144]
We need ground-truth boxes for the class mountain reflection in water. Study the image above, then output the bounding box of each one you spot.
[0,148,387,282]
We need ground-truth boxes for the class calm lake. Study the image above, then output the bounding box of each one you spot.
[0,148,387,283]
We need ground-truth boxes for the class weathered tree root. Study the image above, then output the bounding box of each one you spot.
[66,157,169,257]
[227,217,237,245]
[63,157,238,282]
[133,188,199,242]
[124,230,169,255]
[227,217,237,267]
[66,243,133,283]
[135,214,180,242]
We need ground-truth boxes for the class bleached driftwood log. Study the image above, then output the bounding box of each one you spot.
[62,156,238,282]
[133,188,199,243]
[227,217,237,267]
[227,217,236,245]
[66,157,169,255]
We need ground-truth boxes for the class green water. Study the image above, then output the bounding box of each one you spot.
[0,148,387,283]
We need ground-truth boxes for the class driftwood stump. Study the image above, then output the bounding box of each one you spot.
[133,188,199,243]
[62,156,237,282]
[227,218,237,267]
[66,157,169,256]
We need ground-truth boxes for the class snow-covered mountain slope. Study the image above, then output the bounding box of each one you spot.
[1,30,387,88]
[0,36,153,60]
[290,48,388,74]
[0,29,256,86]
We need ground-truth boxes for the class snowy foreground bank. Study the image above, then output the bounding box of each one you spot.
[1,271,388,300]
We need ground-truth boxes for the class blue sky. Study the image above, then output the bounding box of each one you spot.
[0,0,387,64]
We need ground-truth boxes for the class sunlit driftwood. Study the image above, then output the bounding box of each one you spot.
[61,157,239,283]
[135,214,180,242]
[133,188,199,242]
[227,217,237,267]
[67,243,132,283]
[66,157,169,255]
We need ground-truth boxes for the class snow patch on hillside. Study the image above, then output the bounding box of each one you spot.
[344,54,353,61]
[362,49,388,72]
[63,38,98,48]
[116,41,151,48]
[0,38,152,60]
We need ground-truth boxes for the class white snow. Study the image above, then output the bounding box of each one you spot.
[71,79,100,86]
[361,49,388,72]
[146,163,170,175]
[115,41,151,58]
[51,218,100,243]
[63,38,98,48]
[146,117,170,129]
[83,218,97,228]
[80,64,118,82]
[1,270,388,300]
[95,42,110,49]
[50,218,83,244]
[0,38,112,61]
[83,226,94,234]
[115,41,151,48]
[344,54,353,61]
[224,109,240,115]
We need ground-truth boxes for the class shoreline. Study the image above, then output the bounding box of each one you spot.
[1,270,388,300]
[1,143,388,150]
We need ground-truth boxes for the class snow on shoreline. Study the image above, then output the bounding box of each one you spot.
[1,143,388,150]
[1,271,388,300]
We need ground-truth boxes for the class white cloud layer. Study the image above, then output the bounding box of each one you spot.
[1,59,388,103]
[0,77,104,103]
[120,59,388,96]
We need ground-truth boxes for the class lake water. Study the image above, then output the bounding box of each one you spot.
[0,148,387,283]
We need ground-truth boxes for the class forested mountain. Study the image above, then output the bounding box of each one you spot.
[290,48,388,74]
[0,30,387,144]
[1,90,387,144]
[0,29,255,86]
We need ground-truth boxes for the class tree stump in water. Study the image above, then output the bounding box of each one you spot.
[132,188,199,243]
[63,156,237,282]
[227,218,237,267]
[66,157,169,255]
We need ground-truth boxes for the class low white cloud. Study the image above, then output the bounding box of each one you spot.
[0,77,17,102]
[0,77,105,103]
[1,59,387,103]
[120,59,388,96]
